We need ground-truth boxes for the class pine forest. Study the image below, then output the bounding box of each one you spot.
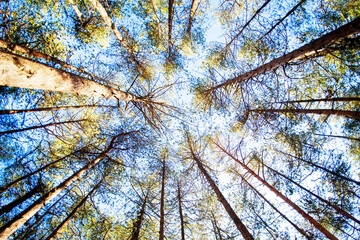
[0,0,360,239]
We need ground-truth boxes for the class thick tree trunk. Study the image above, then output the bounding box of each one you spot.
[45,179,103,240]
[223,0,272,50]
[186,0,200,35]
[250,108,360,119]
[258,159,360,225]
[0,133,125,239]
[0,105,119,115]
[0,184,42,216]
[177,183,185,240]
[274,97,360,104]
[276,149,360,186]
[0,119,87,136]
[237,172,312,239]
[0,50,139,102]
[204,17,360,93]
[130,196,147,240]
[216,143,338,240]
[159,158,166,240]
[188,142,254,240]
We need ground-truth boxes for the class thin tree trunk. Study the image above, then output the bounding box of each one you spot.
[256,159,360,225]
[203,17,360,93]
[250,206,278,239]
[0,184,42,216]
[314,133,360,141]
[0,147,86,194]
[223,0,272,50]
[0,105,119,115]
[159,158,166,240]
[274,97,360,104]
[187,140,254,240]
[215,142,338,240]
[256,0,306,43]
[211,211,223,240]
[69,0,83,22]
[177,183,185,240]
[0,50,140,102]
[0,40,104,82]
[186,0,200,35]
[168,0,175,59]
[0,119,87,136]
[276,149,360,186]
[236,172,312,240]
[0,132,127,239]
[45,179,103,240]
[130,195,147,240]
[250,108,360,119]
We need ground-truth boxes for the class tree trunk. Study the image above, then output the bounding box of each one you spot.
[211,211,223,240]
[274,97,360,104]
[0,119,87,136]
[130,195,147,240]
[250,108,360,119]
[0,50,139,102]
[186,0,200,35]
[0,184,43,216]
[188,141,254,240]
[0,132,126,239]
[203,17,360,93]
[159,158,166,240]
[168,0,174,59]
[237,172,312,240]
[215,142,338,240]
[276,149,360,186]
[177,183,185,240]
[314,133,360,142]
[68,0,83,22]
[257,159,360,225]
[0,105,119,115]
[45,179,103,240]
[223,0,272,50]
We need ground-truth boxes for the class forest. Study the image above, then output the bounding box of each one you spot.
[0,0,359,239]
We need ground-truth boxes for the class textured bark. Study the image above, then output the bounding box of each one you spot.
[0,50,139,102]
[237,173,312,240]
[216,143,338,240]
[188,142,254,240]
[258,159,360,225]
[177,184,185,240]
[204,17,360,93]
[130,196,147,240]
[0,105,119,115]
[251,108,360,119]
[168,0,174,58]
[223,0,272,50]
[159,158,166,240]
[0,119,87,136]
[186,0,199,35]
[0,133,127,239]
[45,179,102,240]
[0,185,42,216]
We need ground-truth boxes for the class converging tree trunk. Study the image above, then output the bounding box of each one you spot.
[186,0,200,35]
[214,142,338,240]
[177,183,185,240]
[274,97,360,104]
[203,17,360,93]
[0,132,130,239]
[0,50,140,102]
[0,105,119,115]
[159,158,166,240]
[130,195,148,240]
[45,178,103,240]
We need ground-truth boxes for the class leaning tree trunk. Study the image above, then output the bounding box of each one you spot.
[177,183,185,240]
[0,50,140,102]
[186,0,200,35]
[45,178,103,240]
[250,108,360,119]
[130,195,148,240]
[203,17,360,93]
[274,97,360,104]
[215,142,338,240]
[0,132,126,239]
[159,158,166,240]
[0,184,43,216]
[187,141,254,240]
[0,105,119,115]
[237,172,312,240]
[313,133,360,142]
[0,119,86,136]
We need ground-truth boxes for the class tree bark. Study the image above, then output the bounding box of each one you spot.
[45,179,103,240]
[274,97,360,104]
[250,108,360,119]
[203,17,360,93]
[68,0,83,22]
[215,142,338,240]
[0,105,119,115]
[168,0,174,59]
[187,139,254,240]
[0,119,87,136]
[0,50,140,102]
[0,184,43,216]
[186,0,200,35]
[159,158,166,240]
[0,132,127,239]
[177,183,185,240]
[130,195,147,240]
